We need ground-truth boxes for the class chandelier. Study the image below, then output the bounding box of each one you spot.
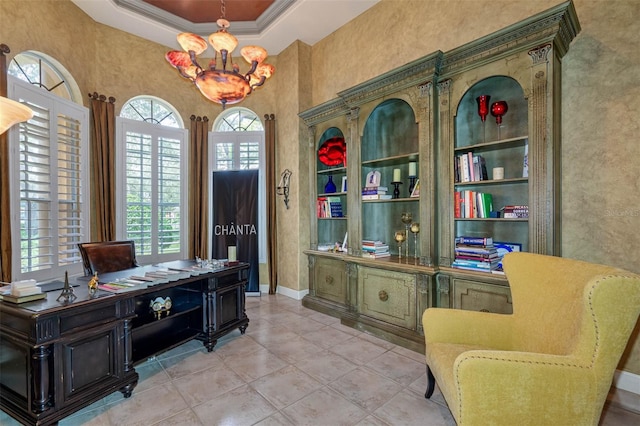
[165,0,275,109]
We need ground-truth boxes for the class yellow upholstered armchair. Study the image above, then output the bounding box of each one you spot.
[422,252,640,425]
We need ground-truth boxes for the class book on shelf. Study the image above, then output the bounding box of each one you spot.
[362,251,391,259]
[501,205,529,218]
[362,194,393,200]
[455,153,489,183]
[455,236,494,246]
[454,191,494,218]
[361,186,388,195]
[1,292,46,304]
[317,196,343,218]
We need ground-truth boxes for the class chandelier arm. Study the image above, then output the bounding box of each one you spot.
[188,50,205,73]
[245,60,259,76]
[177,67,196,81]
[220,50,230,71]
[251,75,267,89]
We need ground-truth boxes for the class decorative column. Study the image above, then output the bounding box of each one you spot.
[527,43,553,255]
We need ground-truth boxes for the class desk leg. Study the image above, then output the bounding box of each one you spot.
[31,345,51,413]
[204,291,217,352]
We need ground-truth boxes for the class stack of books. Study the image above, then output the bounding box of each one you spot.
[1,279,46,303]
[362,186,392,200]
[452,236,500,272]
[501,205,529,218]
[361,240,390,258]
[317,196,343,217]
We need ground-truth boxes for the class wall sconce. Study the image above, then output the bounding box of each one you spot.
[277,169,292,209]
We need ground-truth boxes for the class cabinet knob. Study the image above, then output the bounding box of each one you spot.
[378,290,389,301]
[325,275,334,285]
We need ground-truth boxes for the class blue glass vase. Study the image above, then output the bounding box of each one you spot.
[324,175,337,193]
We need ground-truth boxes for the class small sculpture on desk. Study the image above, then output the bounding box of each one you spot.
[57,270,77,303]
[88,272,99,297]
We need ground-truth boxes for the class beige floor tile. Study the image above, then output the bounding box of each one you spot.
[192,384,277,426]
[251,365,323,410]
[132,359,172,393]
[302,324,355,349]
[281,387,368,426]
[373,389,456,426]
[160,348,223,380]
[253,411,297,425]
[294,349,357,384]
[329,367,404,412]
[355,415,393,426]
[61,406,112,426]
[391,344,425,363]
[263,335,326,364]
[106,383,189,426]
[329,336,390,365]
[152,408,203,426]
[366,350,426,386]
[173,364,246,406]
[213,333,266,359]
[224,347,289,382]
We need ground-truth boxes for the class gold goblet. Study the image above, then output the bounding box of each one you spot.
[410,222,420,262]
[394,230,406,262]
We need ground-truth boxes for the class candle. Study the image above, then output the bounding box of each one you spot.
[393,168,401,182]
[409,161,417,177]
[228,246,237,262]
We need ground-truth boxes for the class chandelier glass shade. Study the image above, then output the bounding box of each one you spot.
[166,14,274,109]
[0,96,33,135]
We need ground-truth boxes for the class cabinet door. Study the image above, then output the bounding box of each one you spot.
[217,283,244,328]
[60,321,125,403]
[358,266,417,330]
[452,278,512,314]
[314,257,347,304]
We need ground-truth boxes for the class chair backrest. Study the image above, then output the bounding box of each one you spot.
[502,252,632,356]
[77,240,139,276]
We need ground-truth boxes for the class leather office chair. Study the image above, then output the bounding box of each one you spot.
[77,240,140,276]
[422,252,640,425]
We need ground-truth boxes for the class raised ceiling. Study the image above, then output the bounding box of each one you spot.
[71,0,380,55]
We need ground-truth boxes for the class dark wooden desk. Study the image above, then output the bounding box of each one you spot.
[0,261,249,426]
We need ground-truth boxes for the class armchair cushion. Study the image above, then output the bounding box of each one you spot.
[423,252,640,425]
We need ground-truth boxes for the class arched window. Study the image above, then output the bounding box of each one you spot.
[8,51,81,103]
[120,96,183,128]
[116,97,187,264]
[213,107,264,132]
[210,107,266,268]
[7,53,88,281]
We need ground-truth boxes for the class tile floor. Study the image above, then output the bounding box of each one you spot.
[1,294,639,425]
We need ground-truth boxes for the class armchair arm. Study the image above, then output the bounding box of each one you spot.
[453,350,599,426]
[423,308,515,350]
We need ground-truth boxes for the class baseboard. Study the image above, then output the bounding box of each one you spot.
[275,286,308,300]
[256,284,309,300]
[613,370,640,395]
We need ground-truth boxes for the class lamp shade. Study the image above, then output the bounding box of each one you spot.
[0,96,33,135]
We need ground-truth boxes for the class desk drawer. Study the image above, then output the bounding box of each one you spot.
[358,267,416,330]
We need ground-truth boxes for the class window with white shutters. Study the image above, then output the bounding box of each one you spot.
[8,77,89,281]
[116,118,187,264]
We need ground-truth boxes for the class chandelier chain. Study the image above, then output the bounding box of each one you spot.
[220,0,226,19]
